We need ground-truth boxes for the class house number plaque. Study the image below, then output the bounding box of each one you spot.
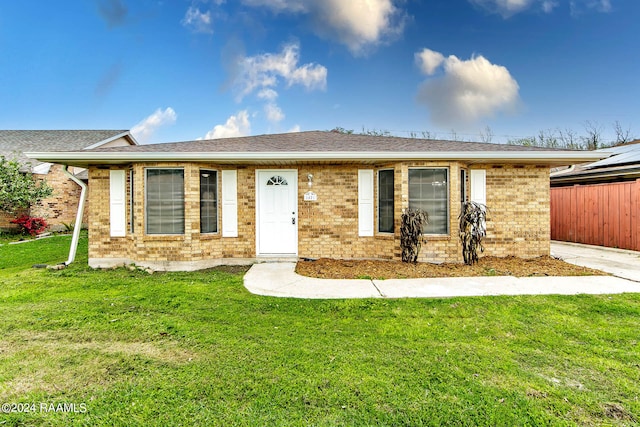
[304,191,318,201]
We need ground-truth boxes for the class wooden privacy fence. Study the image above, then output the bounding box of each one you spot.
[550,179,640,251]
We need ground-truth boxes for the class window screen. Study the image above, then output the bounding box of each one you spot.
[378,170,394,233]
[145,169,185,234]
[200,170,218,233]
[408,168,449,234]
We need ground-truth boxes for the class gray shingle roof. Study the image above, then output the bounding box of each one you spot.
[26,130,606,166]
[91,130,560,154]
[0,130,129,166]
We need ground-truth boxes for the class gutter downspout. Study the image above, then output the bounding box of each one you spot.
[61,165,87,265]
[550,164,575,178]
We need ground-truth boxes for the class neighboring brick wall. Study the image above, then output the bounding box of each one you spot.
[88,161,551,268]
[30,165,88,230]
[0,164,87,232]
[0,209,26,231]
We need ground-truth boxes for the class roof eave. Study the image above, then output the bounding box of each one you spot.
[551,166,640,184]
[25,150,607,167]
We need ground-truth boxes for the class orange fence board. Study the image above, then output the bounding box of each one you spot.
[551,179,640,251]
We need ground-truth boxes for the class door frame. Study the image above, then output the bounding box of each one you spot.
[255,169,299,256]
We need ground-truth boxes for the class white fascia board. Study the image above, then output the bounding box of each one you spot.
[25,150,607,164]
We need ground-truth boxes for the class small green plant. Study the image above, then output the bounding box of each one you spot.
[400,208,429,263]
[458,201,487,265]
[61,221,75,232]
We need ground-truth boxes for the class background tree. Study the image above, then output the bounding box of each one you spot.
[479,125,494,143]
[0,156,53,216]
[581,120,603,150]
[612,120,632,145]
[557,128,582,150]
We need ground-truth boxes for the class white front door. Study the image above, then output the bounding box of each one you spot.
[257,170,298,255]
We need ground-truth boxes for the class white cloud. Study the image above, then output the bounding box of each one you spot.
[242,0,405,55]
[181,6,213,34]
[472,0,610,17]
[131,107,177,143]
[203,110,251,139]
[243,0,306,12]
[468,0,534,17]
[415,48,445,76]
[416,50,520,127]
[542,1,558,13]
[234,42,327,101]
[257,88,279,100]
[287,124,301,133]
[308,0,404,55]
[570,0,612,15]
[264,103,285,123]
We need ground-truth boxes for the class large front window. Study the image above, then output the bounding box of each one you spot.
[145,169,185,234]
[408,168,449,234]
[200,170,218,233]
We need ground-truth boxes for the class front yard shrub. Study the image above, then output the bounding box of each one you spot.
[458,201,487,265]
[0,156,53,215]
[400,208,429,263]
[10,215,49,236]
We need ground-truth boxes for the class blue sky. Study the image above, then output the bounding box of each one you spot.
[0,0,637,144]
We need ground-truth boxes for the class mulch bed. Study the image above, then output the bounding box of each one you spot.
[295,256,607,279]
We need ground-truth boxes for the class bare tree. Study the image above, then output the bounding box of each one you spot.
[479,125,493,143]
[537,129,559,148]
[507,136,536,146]
[420,130,434,139]
[330,127,353,134]
[361,127,391,137]
[612,120,632,145]
[557,128,583,150]
[581,120,603,150]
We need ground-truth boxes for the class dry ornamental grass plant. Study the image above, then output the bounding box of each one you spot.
[459,201,487,265]
[400,208,429,263]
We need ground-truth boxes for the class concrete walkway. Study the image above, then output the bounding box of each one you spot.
[243,242,640,299]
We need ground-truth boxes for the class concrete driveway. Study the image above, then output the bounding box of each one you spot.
[551,241,640,282]
[244,242,640,299]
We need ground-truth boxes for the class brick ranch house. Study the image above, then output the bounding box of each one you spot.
[0,130,137,231]
[27,131,604,271]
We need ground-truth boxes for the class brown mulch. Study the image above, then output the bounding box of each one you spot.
[295,256,608,280]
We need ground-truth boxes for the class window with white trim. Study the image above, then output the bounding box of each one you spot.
[408,168,449,234]
[200,170,218,233]
[145,168,185,235]
[378,169,394,233]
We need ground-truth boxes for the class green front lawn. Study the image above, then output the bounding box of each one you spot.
[0,235,639,426]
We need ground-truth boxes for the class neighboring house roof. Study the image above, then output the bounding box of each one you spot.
[26,131,606,166]
[551,139,640,185]
[0,130,136,170]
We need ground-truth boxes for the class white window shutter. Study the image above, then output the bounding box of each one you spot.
[470,169,486,205]
[109,170,126,237]
[358,170,374,237]
[222,170,238,237]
